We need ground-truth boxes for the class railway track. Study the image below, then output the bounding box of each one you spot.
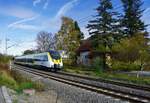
[58,71,150,92]
[12,64,150,103]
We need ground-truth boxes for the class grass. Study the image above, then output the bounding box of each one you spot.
[0,63,44,93]
[0,71,18,89]
[11,70,45,93]
[0,70,44,93]
[63,65,150,85]
[0,55,45,93]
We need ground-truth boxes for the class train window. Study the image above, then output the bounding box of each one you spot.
[34,56,40,61]
[26,58,33,63]
[49,51,60,60]
[42,55,48,61]
[34,55,48,61]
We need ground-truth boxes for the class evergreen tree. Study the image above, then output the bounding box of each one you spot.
[87,0,120,69]
[121,0,146,37]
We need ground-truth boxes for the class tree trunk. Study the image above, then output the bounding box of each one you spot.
[102,53,106,70]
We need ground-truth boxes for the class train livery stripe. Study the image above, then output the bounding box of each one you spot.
[47,52,61,64]
[47,52,52,61]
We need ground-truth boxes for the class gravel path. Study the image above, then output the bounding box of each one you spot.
[0,87,5,103]
[13,68,130,103]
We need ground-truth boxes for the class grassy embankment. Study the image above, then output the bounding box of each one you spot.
[63,65,150,85]
[0,55,44,93]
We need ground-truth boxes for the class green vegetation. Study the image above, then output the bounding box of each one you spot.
[0,71,17,89]
[87,0,121,69]
[23,50,35,55]
[85,0,150,71]
[55,16,84,63]
[111,34,150,71]
[0,55,44,93]
[121,0,146,36]
[0,55,12,64]
[0,69,44,93]
[91,57,103,72]
[11,70,44,93]
[111,61,141,71]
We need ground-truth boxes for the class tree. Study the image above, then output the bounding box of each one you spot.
[121,0,146,37]
[36,31,54,52]
[56,16,84,62]
[23,50,35,55]
[87,0,120,69]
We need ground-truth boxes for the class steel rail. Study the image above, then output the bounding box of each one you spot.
[12,64,150,103]
[58,71,150,92]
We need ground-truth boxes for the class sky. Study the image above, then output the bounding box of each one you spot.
[0,0,150,56]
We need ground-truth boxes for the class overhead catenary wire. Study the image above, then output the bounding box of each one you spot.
[77,4,123,25]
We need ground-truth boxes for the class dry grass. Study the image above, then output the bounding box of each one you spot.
[0,63,10,74]
[0,63,44,92]
[11,70,45,92]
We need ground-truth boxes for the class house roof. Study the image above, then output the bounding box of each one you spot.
[76,40,92,54]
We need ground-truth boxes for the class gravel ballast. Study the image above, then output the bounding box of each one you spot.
[13,68,130,103]
[48,72,150,98]
[0,87,5,103]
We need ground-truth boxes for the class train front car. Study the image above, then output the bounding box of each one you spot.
[48,50,63,71]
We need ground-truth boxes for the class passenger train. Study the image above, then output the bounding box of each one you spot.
[14,50,63,71]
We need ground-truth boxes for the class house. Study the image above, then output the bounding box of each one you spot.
[76,40,92,66]
[76,38,111,66]
[76,39,103,66]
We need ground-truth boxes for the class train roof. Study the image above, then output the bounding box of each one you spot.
[15,52,48,59]
[15,50,60,59]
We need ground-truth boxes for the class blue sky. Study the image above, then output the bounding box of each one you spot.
[0,0,150,55]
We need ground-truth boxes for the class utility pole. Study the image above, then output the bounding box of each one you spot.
[5,35,18,55]
[5,37,9,55]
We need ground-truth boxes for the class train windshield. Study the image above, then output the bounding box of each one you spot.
[49,51,61,60]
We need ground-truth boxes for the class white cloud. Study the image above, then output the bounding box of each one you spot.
[33,0,41,7]
[8,15,40,31]
[43,0,49,9]
[8,16,38,28]
[33,0,49,10]
[41,0,79,32]
[8,41,36,56]
[55,0,78,20]
[4,0,80,55]
[144,7,150,14]
[10,24,40,31]
[81,27,90,39]
[0,6,37,19]
[142,8,150,32]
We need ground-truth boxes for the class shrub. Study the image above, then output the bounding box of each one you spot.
[33,81,45,91]
[111,61,141,71]
[63,59,73,66]
[16,82,34,93]
[0,71,17,89]
[0,55,12,64]
[92,57,103,73]
[144,63,150,71]
[11,70,44,92]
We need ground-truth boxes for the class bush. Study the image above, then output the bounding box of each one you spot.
[0,71,17,89]
[16,82,34,93]
[111,61,141,71]
[143,63,150,71]
[33,81,45,91]
[11,70,44,92]
[92,57,103,73]
[63,59,73,66]
[0,55,12,64]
